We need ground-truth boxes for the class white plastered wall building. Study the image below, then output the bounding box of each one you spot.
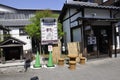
[0,4,33,51]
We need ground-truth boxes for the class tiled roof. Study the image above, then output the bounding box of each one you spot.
[0,4,61,12]
[67,1,98,6]
[0,37,26,48]
[59,1,120,22]
[0,19,31,26]
[67,1,120,9]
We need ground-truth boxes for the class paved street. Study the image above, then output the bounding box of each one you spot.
[0,57,120,80]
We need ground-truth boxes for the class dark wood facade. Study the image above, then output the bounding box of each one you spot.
[0,37,25,61]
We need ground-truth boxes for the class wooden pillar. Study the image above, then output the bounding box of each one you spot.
[109,24,113,58]
[114,26,117,57]
[20,46,23,60]
[82,20,87,57]
[80,21,84,56]
[96,34,100,58]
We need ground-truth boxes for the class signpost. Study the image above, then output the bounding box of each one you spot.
[41,18,58,67]
[47,44,54,67]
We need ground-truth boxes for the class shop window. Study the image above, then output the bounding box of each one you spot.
[19,28,27,35]
[72,28,81,42]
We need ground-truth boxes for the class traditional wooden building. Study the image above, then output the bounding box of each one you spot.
[0,37,26,60]
[59,0,120,58]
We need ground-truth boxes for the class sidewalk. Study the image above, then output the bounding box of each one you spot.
[0,54,120,68]
[0,56,120,80]
[0,60,24,68]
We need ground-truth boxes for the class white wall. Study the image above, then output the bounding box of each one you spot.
[112,11,120,50]
[85,8,110,18]
[0,30,3,41]
[116,27,120,49]
[9,27,32,51]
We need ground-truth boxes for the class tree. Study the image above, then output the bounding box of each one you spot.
[25,10,64,52]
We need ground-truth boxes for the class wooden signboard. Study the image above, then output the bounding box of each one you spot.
[67,42,82,63]
[67,42,80,55]
[52,46,61,64]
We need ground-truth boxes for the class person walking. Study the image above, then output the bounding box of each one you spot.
[24,58,31,72]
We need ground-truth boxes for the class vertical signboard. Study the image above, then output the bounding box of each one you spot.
[41,18,58,45]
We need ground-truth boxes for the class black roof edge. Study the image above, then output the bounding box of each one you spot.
[18,9,61,12]
[0,4,17,10]
[0,4,61,13]
[65,2,120,10]
[58,3,120,23]
[0,37,26,45]
[58,4,67,23]
[77,17,120,22]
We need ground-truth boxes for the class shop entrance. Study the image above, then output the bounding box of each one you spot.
[86,26,112,58]
[4,47,21,60]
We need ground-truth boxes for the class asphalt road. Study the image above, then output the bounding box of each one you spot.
[0,57,120,80]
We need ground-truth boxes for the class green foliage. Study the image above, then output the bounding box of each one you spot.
[0,34,11,42]
[25,10,64,40]
[25,24,40,39]
[58,22,64,39]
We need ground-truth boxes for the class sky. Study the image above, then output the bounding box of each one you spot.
[0,0,66,10]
